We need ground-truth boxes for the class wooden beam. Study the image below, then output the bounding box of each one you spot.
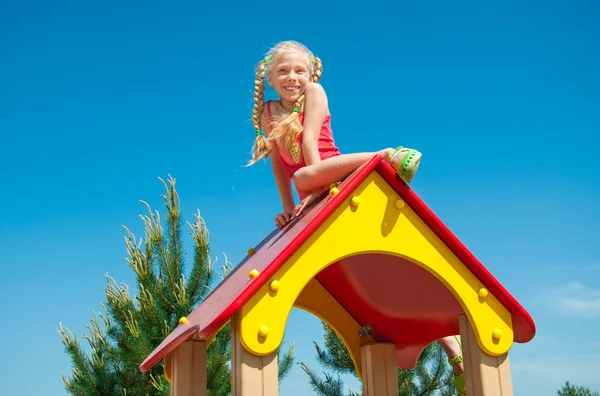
[169,340,207,396]
[231,312,279,396]
[360,343,399,396]
[459,314,513,396]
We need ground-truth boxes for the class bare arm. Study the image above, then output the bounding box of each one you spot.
[270,149,295,212]
[301,83,329,166]
[263,108,295,212]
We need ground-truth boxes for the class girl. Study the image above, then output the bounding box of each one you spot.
[248,41,465,394]
[248,40,422,228]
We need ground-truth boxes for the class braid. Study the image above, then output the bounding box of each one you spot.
[312,56,322,82]
[252,61,266,132]
[249,59,271,164]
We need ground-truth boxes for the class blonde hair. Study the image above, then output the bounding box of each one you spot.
[249,41,323,164]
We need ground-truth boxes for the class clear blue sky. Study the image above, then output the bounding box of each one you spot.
[1,0,599,395]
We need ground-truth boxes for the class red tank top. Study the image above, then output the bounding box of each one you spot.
[267,100,340,199]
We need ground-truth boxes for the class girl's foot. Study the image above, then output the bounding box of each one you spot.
[384,146,422,183]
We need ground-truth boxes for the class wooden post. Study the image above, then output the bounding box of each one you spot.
[231,312,279,396]
[169,340,207,396]
[459,314,513,396]
[360,343,399,396]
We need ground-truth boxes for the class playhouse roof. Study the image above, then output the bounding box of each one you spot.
[140,154,536,372]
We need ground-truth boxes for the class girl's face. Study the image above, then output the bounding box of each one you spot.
[267,51,311,104]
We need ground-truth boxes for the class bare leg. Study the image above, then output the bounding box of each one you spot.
[438,336,464,375]
[292,148,396,194]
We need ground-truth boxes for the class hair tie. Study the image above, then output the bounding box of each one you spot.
[263,56,270,63]
[293,107,300,113]
[256,129,262,137]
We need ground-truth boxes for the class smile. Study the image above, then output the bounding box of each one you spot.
[284,86,300,91]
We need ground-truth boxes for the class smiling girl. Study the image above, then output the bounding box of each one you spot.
[248,41,422,227]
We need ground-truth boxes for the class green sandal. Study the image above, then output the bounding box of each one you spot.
[449,335,466,395]
[389,146,422,183]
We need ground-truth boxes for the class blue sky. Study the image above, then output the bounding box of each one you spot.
[1,0,599,395]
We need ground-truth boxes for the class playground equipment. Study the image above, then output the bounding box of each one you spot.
[140,154,536,395]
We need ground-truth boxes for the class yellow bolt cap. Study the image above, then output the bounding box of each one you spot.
[492,328,503,339]
[329,187,339,196]
[394,199,405,209]
[269,280,280,291]
[350,196,360,207]
[478,288,489,298]
[247,248,255,256]
[179,317,189,325]
[249,269,260,279]
[258,325,269,337]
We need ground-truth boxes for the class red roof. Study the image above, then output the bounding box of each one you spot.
[140,155,536,372]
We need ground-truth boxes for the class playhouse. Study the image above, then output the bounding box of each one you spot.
[139,154,536,395]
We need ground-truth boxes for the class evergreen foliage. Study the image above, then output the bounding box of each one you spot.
[557,381,600,396]
[300,322,458,395]
[58,176,294,395]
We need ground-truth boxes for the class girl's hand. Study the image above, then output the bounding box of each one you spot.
[274,210,293,228]
[275,189,325,229]
[293,194,318,218]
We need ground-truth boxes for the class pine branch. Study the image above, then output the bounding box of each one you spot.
[122,226,157,291]
[277,340,295,381]
[186,210,214,305]
[557,381,600,396]
[313,323,356,376]
[299,362,346,396]
[159,176,186,297]
[206,323,231,392]
[58,323,107,396]
[139,199,176,298]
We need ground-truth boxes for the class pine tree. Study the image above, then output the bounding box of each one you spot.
[58,176,294,395]
[557,381,600,396]
[300,323,457,395]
